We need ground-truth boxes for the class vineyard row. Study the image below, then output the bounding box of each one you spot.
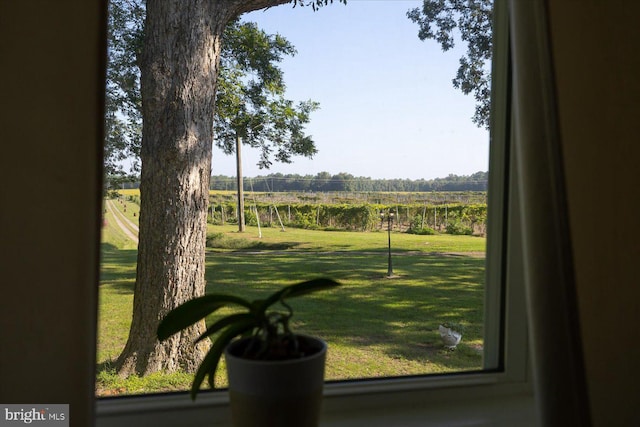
[209,201,487,236]
[117,192,488,236]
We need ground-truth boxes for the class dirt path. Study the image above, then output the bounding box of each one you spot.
[106,199,139,244]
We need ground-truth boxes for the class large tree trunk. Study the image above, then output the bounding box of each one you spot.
[116,0,226,377]
[116,0,292,378]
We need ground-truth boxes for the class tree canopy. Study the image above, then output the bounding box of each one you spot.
[216,20,320,169]
[407,0,493,128]
[105,0,325,186]
[104,0,145,185]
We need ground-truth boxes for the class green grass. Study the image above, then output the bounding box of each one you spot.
[97,200,486,396]
[97,363,195,396]
[97,243,136,365]
[203,251,485,382]
[206,223,486,253]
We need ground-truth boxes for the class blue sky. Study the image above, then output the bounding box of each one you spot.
[211,0,490,180]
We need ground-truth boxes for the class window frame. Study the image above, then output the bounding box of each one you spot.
[96,0,537,425]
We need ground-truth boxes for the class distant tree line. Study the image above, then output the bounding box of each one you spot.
[110,171,488,192]
[210,171,488,192]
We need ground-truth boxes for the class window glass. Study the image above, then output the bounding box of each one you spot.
[98,0,493,397]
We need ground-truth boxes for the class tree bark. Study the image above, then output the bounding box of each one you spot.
[116,0,293,377]
[116,0,222,376]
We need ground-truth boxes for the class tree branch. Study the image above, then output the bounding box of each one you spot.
[226,0,293,17]
[226,0,346,19]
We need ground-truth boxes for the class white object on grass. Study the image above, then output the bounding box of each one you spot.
[439,324,462,349]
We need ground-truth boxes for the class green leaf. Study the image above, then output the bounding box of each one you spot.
[284,277,341,298]
[194,313,257,344]
[157,294,252,341]
[258,278,340,312]
[190,319,256,400]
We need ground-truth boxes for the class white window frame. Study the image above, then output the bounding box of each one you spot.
[96,1,538,425]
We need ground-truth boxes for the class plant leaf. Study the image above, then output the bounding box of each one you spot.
[194,312,257,344]
[190,319,256,400]
[284,277,341,298]
[157,294,252,341]
[258,278,340,312]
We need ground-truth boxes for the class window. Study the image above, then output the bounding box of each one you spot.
[96,0,536,425]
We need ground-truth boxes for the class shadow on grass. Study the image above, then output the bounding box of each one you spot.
[204,250,485,372]
[99,240,486,375]
[100,243,136,294]
[96,359,116,374]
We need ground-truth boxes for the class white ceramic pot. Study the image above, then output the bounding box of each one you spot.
[224,335,327,427]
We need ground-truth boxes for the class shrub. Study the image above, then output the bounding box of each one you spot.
[407,226,437,235]
[445,221,473,235]
[244,209,258,227]
[407,215,436,235]
[205,232,294,251]
[206,233,258,250]
[205,232,228,248]
[290,211,319,230]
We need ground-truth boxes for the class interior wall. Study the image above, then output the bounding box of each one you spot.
[547,2,640,426]
[0,1,105,426]
[1,1,638,427]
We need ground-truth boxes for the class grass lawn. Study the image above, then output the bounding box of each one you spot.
[97,198,486,396]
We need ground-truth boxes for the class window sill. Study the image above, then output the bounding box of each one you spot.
[96,373,536,427]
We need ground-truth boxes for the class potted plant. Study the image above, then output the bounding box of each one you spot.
[157,278,340,427]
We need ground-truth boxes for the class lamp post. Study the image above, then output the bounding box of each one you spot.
[381,211,394,277]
